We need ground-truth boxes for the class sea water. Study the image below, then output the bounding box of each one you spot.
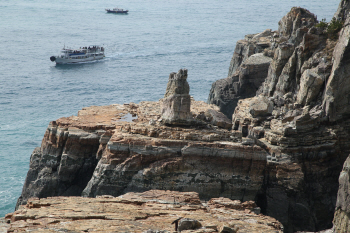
[0,0,339,217]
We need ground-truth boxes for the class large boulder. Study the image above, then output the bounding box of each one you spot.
[204,108,233,129]
[177,218,202,231]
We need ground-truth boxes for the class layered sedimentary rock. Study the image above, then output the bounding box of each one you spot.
[209,2,350,232]
[6,190,282,232]
[16,74,253,209]
[78,99,265,202]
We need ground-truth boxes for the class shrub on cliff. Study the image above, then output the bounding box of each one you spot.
[316,17,343,40]
[316,18,328,29]
[326,17,343,39]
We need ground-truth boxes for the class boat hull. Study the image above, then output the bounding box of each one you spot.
[106,10,128,13]
[54,55,104,64]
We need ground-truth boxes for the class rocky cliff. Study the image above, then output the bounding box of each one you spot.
[17,72,263,206]
[208,7,320,119]
[207,1,350,232]
[14,1,350,233]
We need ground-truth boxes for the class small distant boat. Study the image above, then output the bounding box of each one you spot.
[105,8,128,14]
[50,45,105,64]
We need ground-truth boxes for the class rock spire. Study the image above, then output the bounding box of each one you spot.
[161,69,195,125]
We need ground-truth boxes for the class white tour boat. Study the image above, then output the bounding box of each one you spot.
[50,46,105,64]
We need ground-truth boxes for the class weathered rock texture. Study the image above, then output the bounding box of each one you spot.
[322,8,350,122]
[7,190,283,232]
[0,218,7,233]
[334,0,350,21]
[208,33,274,119]
[208,3,350,233]
[162,69,196,126]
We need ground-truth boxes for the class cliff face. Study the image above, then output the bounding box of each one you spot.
[17,99,266,205]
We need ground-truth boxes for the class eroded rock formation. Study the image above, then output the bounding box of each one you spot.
[208,33,274,119]
[208,7,321,120]
[161,69,196,126]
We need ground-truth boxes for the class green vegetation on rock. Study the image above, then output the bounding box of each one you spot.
[316,17,343,39]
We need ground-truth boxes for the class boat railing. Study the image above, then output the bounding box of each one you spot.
[57,46,104,59]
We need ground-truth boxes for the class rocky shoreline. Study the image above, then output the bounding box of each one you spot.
[5,0,350,232]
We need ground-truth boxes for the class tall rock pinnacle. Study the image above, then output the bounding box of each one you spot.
[161,69,195,125]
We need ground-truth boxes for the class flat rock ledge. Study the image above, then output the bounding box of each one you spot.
[6,190,282,233]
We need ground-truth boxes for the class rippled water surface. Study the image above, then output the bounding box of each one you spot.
[0,0,339,217]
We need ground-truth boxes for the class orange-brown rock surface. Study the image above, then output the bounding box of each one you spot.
[7,190,282,233]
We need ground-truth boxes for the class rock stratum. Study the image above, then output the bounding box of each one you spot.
[5,190,282,232]
[12,1,350,232]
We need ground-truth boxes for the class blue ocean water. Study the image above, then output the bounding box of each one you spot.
[0,0,339,217]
